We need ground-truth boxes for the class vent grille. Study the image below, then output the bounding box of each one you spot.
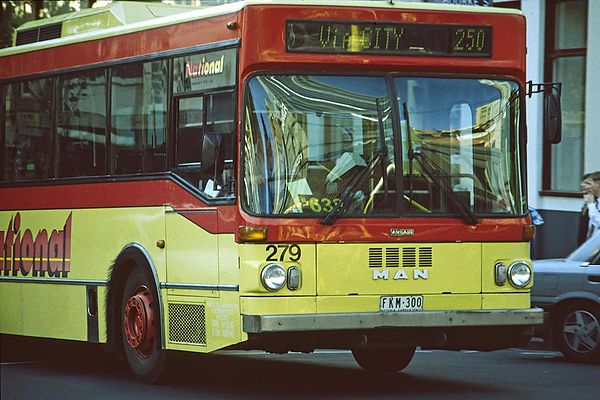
[16,23,62,46]
[419,247,433,267]
[39,23,63,41]
[15,28,38,45]
[368,248,383,268]
[368,247,433,268]
[402,248,416,267]
[385,248,400,267]
[168,303,206,345]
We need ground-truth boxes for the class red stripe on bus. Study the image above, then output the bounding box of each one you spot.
[239,214,529,243]
[0,180,207,210]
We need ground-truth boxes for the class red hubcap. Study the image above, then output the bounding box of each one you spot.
[123,285,155,358]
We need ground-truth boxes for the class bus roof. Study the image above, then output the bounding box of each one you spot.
[1,0,523,57]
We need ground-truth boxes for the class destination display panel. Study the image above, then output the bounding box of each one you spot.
[286,21,492,57]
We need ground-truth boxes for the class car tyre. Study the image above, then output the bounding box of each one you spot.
[554,302,600,364]
[352,346,416,372]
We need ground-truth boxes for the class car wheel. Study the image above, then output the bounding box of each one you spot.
[554,303,600,363]
[121,264,167,383]
[352,346,416,372]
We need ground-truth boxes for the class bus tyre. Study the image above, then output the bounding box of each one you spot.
[554,302,600,364]
[352,346,416,373]
[121,265,166,383]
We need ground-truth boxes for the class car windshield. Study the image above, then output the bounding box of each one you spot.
[242,75,525,219]
[568,232,600,262]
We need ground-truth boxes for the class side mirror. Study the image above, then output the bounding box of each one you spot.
[526,81,562,144]
[201,134,224,182]
[544,88,562,144]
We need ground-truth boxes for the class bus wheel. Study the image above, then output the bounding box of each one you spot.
[351,346,416,373]
[121,265,166,383]
[554,302,600,364]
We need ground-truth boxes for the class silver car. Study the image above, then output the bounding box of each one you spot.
[531,232,600,363]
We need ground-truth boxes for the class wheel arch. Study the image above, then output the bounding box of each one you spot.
[106,243,165,354]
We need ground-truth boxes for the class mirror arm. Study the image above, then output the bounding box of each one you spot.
[526,80,562,98]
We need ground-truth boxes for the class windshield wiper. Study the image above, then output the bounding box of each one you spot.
[402,102,477,225]
[320,148,386,225]
[321,100,388,225]
[412,150,478,225]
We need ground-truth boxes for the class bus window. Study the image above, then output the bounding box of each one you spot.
[396,77,524,216]
[56,70,107,178]
[242,75,394,215]
[3,79,53,181]
[173,91,234,199]
[111,60,168,174]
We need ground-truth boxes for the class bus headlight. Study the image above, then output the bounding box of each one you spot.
[261,263,286,291]
[507,261,532,288]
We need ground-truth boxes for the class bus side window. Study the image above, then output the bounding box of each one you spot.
[4,79,54,181]
[111,60,168,175]
[56,70,107,178]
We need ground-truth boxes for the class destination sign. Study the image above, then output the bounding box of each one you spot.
[286,21,492,57]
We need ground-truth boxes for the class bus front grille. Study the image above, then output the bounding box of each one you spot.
[368,246,433,268]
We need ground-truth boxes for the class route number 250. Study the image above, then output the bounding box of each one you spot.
[265,244,302,262]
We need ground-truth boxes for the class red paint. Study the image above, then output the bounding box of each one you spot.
[123,285,156,358]
[0,13,239,79]
[239,212,528,243]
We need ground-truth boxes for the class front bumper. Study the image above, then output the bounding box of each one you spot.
[243,308,544,333]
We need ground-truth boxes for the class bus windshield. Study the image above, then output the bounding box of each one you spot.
[242,75,524,219]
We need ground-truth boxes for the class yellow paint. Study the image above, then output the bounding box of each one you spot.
[241,296,317,315]
[316,243,481,296]
[22,284,87,340]
[218,234,239,287]
[239,243,316,295]
[166,213,218,289]
[0,283,22,334]
[0,207,167,341]
[481,242,532,292]
[482,292,530,309]
[97,286,108,343]
[0,204,533,351]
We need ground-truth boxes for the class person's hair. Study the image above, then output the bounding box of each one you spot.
[582,171,600,182]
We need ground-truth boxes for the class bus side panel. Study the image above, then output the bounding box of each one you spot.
[165,212,219,288]
[0,207,167,342]
[0,283,22,335]
[164,213,244,352]
[22,284,87,340]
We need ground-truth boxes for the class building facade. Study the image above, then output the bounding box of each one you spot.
[519,0,599,258]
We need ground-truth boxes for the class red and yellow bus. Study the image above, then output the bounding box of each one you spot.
[1,0,558,382]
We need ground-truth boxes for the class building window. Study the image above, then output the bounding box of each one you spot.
[544,0,588,193]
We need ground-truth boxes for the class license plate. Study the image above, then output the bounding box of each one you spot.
[380,295,423,312]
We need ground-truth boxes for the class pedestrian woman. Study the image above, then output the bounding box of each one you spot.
[578,171,600,244]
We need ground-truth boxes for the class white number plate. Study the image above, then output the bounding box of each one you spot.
[380,295,423,312]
